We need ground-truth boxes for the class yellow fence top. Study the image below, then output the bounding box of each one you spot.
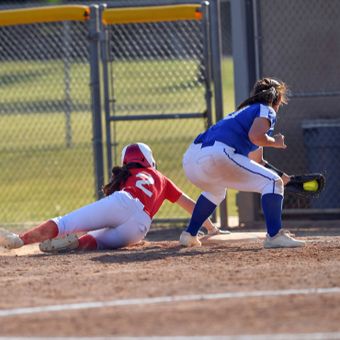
[0,5,90,27]
[0,4,202,27]
[103,4,202,25]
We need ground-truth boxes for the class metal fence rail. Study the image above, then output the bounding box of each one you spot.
[0,2,224,226]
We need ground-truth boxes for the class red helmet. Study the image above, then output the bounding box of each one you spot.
[121,143,156,168]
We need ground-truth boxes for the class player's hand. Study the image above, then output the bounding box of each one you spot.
[273,133,287,149]
[282,173,291,185]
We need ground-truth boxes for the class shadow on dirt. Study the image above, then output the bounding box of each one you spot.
[89,242,262,264]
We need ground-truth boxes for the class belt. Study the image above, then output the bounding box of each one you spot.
[194,140,215,148]
[142,206,152,218]
[194,140,235,152]
[121,189,152,218]
[133,197,152,218]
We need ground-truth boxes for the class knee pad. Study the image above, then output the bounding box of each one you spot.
[262,177,284,196]
[202,190,226,206]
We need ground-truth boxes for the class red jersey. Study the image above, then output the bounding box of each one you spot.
[121,167,183,218]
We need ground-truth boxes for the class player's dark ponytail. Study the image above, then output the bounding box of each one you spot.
[102,162,144,196]
[237,77,288,110]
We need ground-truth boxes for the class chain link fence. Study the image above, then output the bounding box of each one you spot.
[1,1,228,226]
[0,12,94,226]
[103,14,209,221]
[254,0,340,214]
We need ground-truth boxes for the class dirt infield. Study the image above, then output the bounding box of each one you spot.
[0,227,340,338]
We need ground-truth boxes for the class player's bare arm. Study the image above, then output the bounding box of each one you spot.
[248,117,287,149]
[248,147,291,185]
[248,147,264,164]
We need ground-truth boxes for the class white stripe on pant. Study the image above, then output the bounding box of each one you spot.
[183,141,283,205]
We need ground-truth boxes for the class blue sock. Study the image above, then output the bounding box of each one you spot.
[186,194,217,236]
[261,193,283,237]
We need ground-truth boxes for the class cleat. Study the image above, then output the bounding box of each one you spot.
[39,234,79,253]
[197,230,205,237]
[179,231,201,247]
[264,229,305,249]
[0,228,24,249]
[207,227,231,236]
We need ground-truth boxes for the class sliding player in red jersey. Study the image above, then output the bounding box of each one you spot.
[0,143,224,252]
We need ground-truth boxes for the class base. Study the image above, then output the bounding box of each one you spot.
[200,232,266,245]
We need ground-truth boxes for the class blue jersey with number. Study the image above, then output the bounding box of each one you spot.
[194,103,276,156]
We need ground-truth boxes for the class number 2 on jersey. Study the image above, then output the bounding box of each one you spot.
[136,172,155,197]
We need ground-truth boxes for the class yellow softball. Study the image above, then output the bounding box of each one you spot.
[303,180,318,191]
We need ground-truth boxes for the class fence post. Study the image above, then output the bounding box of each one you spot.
[231,0,259,226]
[63,21,73,148]
[99,4,114,179]
[201,1,213,129]
[210,0,228,228]
[88,5,104,200]
[231,0,256,103]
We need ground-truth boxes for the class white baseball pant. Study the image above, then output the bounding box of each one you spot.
[52,191,152,250]
[183,141,283,205]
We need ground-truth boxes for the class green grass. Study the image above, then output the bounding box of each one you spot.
[0,57,237,226]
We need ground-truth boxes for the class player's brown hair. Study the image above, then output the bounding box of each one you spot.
[237,77,289,110]
[102,162,144,196]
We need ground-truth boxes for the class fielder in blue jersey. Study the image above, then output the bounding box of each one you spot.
[180,77,305,249]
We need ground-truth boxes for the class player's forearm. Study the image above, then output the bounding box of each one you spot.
[248,147,264,164]
[262,160,291,184]
[250,133,276,147]
[249,146,290,182]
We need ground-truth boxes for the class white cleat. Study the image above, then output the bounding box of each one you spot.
[264,229,305,249]
[207,226,231,236]
[0,228,24,249]
[179,231,202,247]
[39,234,79,253]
